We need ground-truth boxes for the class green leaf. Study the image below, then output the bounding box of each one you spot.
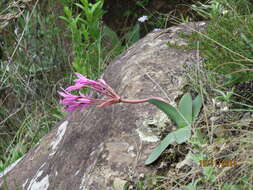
[75,3,85,11]
[103,25,122,50]
[241,32,253,50]
[91,1,102,14]
[124,23,140,46]
[145,94,200,165]
[80,0,88,6]
[145,126,191,165]
[178,93,193,124]
[192,95,202,122]
[59,16,70,23]
[145,132,175,165]
[148,99,190,128]
[63,6,72,18]
[173,126,191,143]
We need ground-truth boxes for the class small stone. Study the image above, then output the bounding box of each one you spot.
[139,173,145,179]
[216,101,222,107]
[158,161,167,169]
[130,152,136,157]
[113,178,128,190]
[101,154,107,159]
[128,146,134,152]
[221,106,228,111]
[176,153,195,169]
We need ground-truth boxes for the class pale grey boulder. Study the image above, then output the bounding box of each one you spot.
[0,22,206,190]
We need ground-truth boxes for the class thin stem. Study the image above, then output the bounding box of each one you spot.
[120,97,168,104]
[120,98,150,104]
[85,98,105,102]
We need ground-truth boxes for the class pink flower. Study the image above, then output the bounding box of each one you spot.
[74,73,99,86]
[59,91,96,112]
[65,83,85,91]
[66,73,113,96]
[59,73,120,112]
[58,91,79,100]
[59,73,165,112]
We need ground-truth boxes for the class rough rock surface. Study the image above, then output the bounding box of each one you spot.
[0,22,206,190]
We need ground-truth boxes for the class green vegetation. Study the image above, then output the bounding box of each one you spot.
[1,0,253,189]
[0,0,137,173]
[123,0,253,189]
[145,94,202,165]
[60,0,106,78]
[0,0,67,171]
[190,0,253,85]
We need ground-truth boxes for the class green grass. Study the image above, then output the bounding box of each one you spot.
[189,0,253,85]
[0,0,69,172]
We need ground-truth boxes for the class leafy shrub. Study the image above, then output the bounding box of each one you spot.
[60,0,107,79]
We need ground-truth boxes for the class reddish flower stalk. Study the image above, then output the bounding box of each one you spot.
[59,73,167,112]
[119,97,167,104]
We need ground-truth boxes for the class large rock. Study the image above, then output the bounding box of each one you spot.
[0,22,206,190]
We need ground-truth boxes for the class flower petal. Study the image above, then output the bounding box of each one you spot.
[65,83,85,91]
[74,73,98,86]
[58,91,78,99]
[98,79,107,86]
[75,73,88,80]
[78,98,92,104]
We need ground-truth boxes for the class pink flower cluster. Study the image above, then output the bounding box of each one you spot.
[59,73,167,112]
[58,73,120,112]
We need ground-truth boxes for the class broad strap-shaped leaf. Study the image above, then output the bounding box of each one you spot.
[145,126,192,165]
[192,95,202,122]
[145,132,175,165]
[173,126,191,143]
[178,93,193,124]
[148,99,189,128]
